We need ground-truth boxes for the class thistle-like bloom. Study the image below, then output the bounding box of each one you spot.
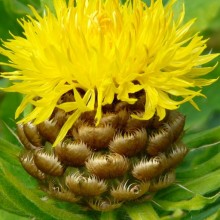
[0,0,218,145]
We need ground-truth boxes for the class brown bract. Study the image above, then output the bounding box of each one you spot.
[55,141,92,166]
[149,171,176,192]
[111,181,150,201]
[38,120,61,143]
[17,99,187,211]
[17,124,38,150]
[66,173,107,196]
[20,151,45,180]
[46,181,80,203]
[23,122,42,147]
[77,125,115,150]
[34,150,64,176]
[86,153,129,179]
[147,125,173,156]
[132,155,168,180]
[166,143,189,168]
[88,199,122,212]
[109,129,147,157]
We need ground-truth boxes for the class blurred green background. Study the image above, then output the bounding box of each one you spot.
[0,0,220,219]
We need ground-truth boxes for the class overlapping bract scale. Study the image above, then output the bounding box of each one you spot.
[19,94,188,211]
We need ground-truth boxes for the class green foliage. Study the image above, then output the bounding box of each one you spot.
[183,0,220,33]
[0,0,220,219]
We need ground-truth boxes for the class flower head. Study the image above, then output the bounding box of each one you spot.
[0,0,218,146]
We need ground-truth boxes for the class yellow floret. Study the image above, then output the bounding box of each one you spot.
[0,0,218,146]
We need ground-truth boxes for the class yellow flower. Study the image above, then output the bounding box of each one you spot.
[0,0,218,146]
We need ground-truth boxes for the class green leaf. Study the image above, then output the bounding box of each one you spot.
[172,0,220,37]
[183,0,220,33]
[0,209,28,220]
[0,190,26,217]
[181,200,220,220]
[0,138,92,220]
[0,138,22,166]
[160,209,185,220]
[176,148,220,179]
[183,126,220,148]
[155,193,220,211]
[125,203,160,220]
[0,0,41,15]
[206,210,220,220]
[100,211,118,220]
[0,160,92,220]
[157,169,220,201]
